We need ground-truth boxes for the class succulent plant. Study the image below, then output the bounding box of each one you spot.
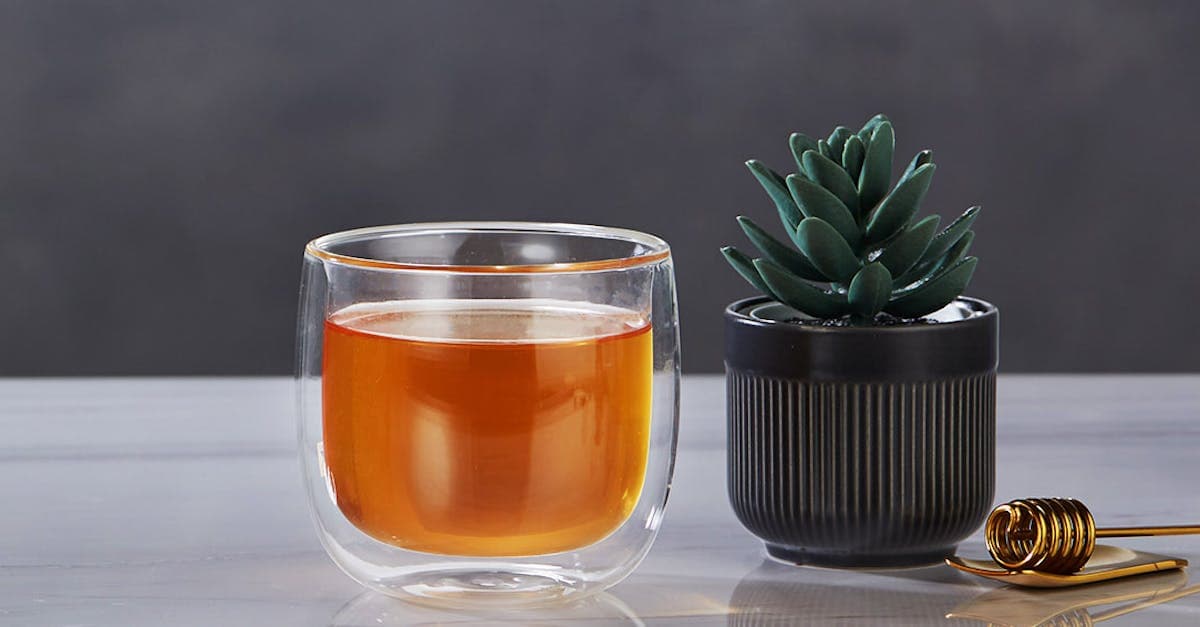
[722,114,980,323]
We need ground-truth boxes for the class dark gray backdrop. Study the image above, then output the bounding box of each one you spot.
[4,0,1199,375]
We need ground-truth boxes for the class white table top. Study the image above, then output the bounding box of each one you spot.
[2,375,1199,625]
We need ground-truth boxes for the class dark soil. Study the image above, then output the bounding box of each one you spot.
[783,313,943,327]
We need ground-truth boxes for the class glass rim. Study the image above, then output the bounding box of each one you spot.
[305,221,672,273]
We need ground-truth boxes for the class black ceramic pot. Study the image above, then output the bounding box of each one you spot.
[725,296,998,568]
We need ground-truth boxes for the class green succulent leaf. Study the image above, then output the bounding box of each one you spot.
[857,121,895,211]
[857,114,889,140]
[785,174,861,249]
[746,160,803,232]
[842,135,865,182]
[927,230,974,280]
[789,133,819,172]
[801,150,860,216]
[754,258,849,318]
[912,205,980,271]
[894,229,974,289]
[937,230,974,270]
[848,262,892,319]
[721,246,774,296]
[864,162,935,243]
[885,257,978,318]
[817,139,833,160]
[899,150,933,185]
[736,215,828,281]
[794,217,861,282]
[875,214,941,277]
[827,126,854,163]
[767,167,801,238]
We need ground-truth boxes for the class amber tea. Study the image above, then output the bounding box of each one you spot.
[322,299,653,557]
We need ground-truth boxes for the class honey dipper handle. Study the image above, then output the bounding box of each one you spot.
[1095,525,1200,537]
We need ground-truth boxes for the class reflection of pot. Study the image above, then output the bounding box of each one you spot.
[331,589,644,626]
[948,570,1200,627]
[727,559,977,625]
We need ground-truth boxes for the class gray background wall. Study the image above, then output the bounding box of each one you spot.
[3,0,1199,375]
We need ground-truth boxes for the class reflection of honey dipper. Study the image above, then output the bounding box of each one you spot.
[946,569,1200,625]
[985,498,1200,574]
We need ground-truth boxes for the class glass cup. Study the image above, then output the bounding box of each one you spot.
[296,222,680,607]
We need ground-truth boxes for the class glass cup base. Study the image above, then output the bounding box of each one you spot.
[370,564,592,609]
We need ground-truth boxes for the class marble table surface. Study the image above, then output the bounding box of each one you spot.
[2,375,1199,625]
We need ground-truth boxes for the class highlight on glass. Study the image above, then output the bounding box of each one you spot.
[296,222,680,606]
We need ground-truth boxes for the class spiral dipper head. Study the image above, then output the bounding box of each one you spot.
[984,498,1097,574]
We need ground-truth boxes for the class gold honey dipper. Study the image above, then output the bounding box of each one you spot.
[985,498,1200,574]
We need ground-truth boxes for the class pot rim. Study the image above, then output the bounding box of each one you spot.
[724,295,998,336]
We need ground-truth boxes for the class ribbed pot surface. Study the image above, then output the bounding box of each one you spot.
[724,296,998,567]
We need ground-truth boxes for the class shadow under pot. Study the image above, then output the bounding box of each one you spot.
[724,295,998,568]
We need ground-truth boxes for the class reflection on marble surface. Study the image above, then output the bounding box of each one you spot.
[728,560,980,625]
[2,376,1199,625]
[332,590,644,626]
[948,570,1200,626]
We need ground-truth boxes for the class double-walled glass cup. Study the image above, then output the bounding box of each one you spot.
[297,223,680,606]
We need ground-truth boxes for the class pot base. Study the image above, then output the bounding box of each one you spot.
[765,543,956,569]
